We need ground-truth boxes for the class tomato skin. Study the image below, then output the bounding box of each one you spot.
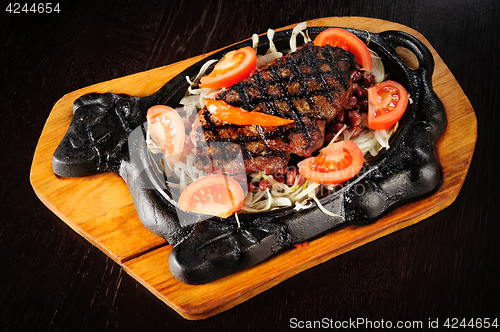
[314,28,373,72]
[297,140,364,184]
[178,174,245,218]
[199,46,257,89]
[204,99,295,126]
[367,80,409,130]
[147,105,185,163]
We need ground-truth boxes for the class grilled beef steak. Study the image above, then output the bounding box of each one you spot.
[192,42,360,174]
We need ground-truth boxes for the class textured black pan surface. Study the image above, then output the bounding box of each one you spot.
[52,27,447,285]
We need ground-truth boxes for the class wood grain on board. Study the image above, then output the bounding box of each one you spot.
[30,17,476,320]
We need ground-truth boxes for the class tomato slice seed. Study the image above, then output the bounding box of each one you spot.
[178,174,245,218]
[188,184,235,208]
[150,114,178,154]
[199,46,257,89]
[207,51,244,77]
[146,105,186,163]
[373,87,401,116]
[310,149,353,173]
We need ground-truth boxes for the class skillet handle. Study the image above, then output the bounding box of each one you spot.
[377,30,435,84]
[377,29,447,144]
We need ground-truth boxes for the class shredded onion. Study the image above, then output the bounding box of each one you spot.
[186,59,217,87]
[290,22,307,52]
[370,49,387,84]
[311,195,344,219]
[350,124,397,159]
[257,52,282,69]
[294,200,314,211]
[267,29,278,53]
[252,33,259,50]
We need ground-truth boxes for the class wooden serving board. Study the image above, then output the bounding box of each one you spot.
[30,17,477,320]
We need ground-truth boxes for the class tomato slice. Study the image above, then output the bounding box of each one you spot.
[367,80,409,130]
[297,140,364,184]
[199,46,257,89]
[314,28,373,72]
[178,174,245,218]
[204,99,295,126]
[147,105,185,163]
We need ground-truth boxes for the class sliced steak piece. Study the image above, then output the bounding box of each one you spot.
[192,109,291,174]
[193,42,359,174]
[220,42,358,121]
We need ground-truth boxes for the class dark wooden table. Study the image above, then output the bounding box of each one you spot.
[1,0,499,330]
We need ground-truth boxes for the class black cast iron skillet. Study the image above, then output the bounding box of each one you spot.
[52,27,447,284]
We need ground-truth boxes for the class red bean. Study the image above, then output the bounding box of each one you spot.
[361,73,375,86]
[273,172,285,183]
[259,179,271,190]
[347,110,362,127]
[286,167,298,186]
[355,87,367,99]
[345,96,358,110]
[285,166,306,186]
[324,131,336,143]
[276,166,288,175]
[328,121,345,133]
[348,125,363,139]
[351,70,364,82]
[335,109,345,122]
[358,99,368,112]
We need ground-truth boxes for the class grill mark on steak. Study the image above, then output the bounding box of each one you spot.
[192,110,290,174]
[192,42,359,174]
